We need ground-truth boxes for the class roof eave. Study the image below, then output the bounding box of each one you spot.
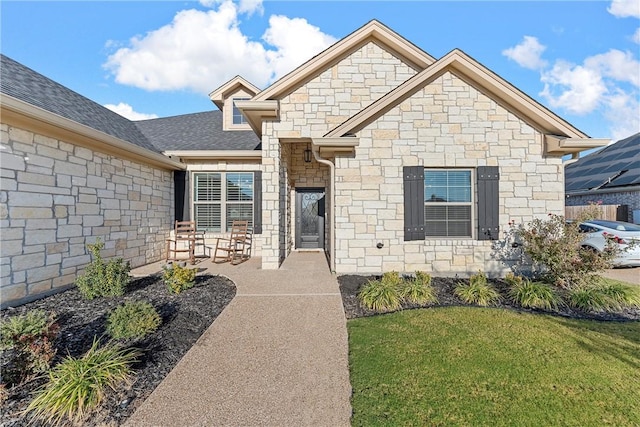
[325,49,590,141]
[1,94,185,170]
[254,20,435,102]
[208,76,260,110]
[235,100,279,138]
[545,135,610,155]
[163,150,262,160]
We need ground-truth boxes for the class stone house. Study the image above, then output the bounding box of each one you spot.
[565,133,640,223]
[0,20,607,307]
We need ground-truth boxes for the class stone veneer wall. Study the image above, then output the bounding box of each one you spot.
[0,123,173,307]
[566,191,640,223]
[286,143,330,254]
[261,42,417,268]
[333,71,564,275]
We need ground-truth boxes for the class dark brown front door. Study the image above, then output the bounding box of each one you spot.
[295,188,325,249]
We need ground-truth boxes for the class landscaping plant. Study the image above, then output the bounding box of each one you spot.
[568,281,640,312]
[162,263,196,294]
[358,272,402,312]
[455,271,501,306]
[399,271,438,305]
[506,273,560,310]
[0,310,59,386]
[75,238,130,299]
[508,205,619,289]
[107,301,162,340]
[26,338,139,426]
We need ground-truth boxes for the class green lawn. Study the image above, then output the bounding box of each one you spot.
[348,307,640,426]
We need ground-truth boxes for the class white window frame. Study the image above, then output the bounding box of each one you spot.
[424,168,475,238]
[232,97,249,125]
[192,172,254,232]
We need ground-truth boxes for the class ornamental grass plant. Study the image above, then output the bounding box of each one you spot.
[26,339,139,426]
[455,271,501,307]
[506,273,561,310]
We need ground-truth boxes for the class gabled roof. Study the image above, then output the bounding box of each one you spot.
[136,111,260,151]
[0,54,159,153]
[208,75,260,110]
[253,19,435,101]
[565,133,640,193]
[325,49,593,144]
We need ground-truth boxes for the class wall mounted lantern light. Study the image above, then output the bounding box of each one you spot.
[304,145,312,163]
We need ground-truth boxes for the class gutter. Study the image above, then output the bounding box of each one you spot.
[1,95,185,170]
[312,149,336,273]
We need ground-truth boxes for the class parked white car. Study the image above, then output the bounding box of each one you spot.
[578,220,640,267]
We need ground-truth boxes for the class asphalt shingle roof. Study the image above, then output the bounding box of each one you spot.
[135,111,260,151]
[565,133,640,192]
[0,54,159,153]
[1,54,259,153]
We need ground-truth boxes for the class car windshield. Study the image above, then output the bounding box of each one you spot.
[589,220,640,232]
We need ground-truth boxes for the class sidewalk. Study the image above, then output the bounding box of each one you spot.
[126,252,352,427]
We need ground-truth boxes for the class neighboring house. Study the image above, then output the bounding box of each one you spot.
[565,133,640,223]
[0,20,607,307]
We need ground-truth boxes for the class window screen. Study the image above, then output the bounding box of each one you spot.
[424,170,473,237]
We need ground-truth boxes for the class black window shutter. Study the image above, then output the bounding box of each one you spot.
[174,171,190,222]
[403,166,425,241]
[253,171,262,234]
[477,166,499,240]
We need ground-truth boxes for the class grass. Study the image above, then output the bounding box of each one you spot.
[349,307,640,426]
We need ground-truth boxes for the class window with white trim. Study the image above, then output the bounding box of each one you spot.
[424,169,473,237]
[193,172,254,232]
[232,98,249,125]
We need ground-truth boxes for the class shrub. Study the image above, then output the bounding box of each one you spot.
[508,279,560,310]
[358,273,402,312]
[163,263,196,294]
[26,339,139,426]
[399,271,438,305]
[0,310,59,385]
[510,205,619,289]
[107,302,162,340]
[75,238,130,299]
[569,282,640,312]
[455,271,501,307]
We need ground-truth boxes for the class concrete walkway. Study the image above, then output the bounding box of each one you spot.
[126,252,352,427]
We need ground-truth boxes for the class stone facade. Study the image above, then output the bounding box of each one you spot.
[259,40,566,275]
[332,72,563,275]
[261,42,419,268]
[0,123,173,307]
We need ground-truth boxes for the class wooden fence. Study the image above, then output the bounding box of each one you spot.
[565,204,628,221]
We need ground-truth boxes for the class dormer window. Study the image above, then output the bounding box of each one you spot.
[232,98,249,125]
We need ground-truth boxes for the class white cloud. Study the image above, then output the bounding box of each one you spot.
[104,103,159,120]
[539,61,607,114]
[604,89,640,140]
[104,0,335,94]
[633,28,640,44]
[502,36,548,70]
[262,15,337,81]
[584,49,640,87]
[199,0,263,15]
[608,0,640,18]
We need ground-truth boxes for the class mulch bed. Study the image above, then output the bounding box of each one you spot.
[338,275,640,321]
[1,274,235,426]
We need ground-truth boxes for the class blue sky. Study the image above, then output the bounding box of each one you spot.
[2,0,639,141]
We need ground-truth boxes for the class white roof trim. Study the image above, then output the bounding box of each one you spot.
[1,94,185,170]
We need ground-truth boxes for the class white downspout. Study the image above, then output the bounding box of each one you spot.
[313,149,336,272]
